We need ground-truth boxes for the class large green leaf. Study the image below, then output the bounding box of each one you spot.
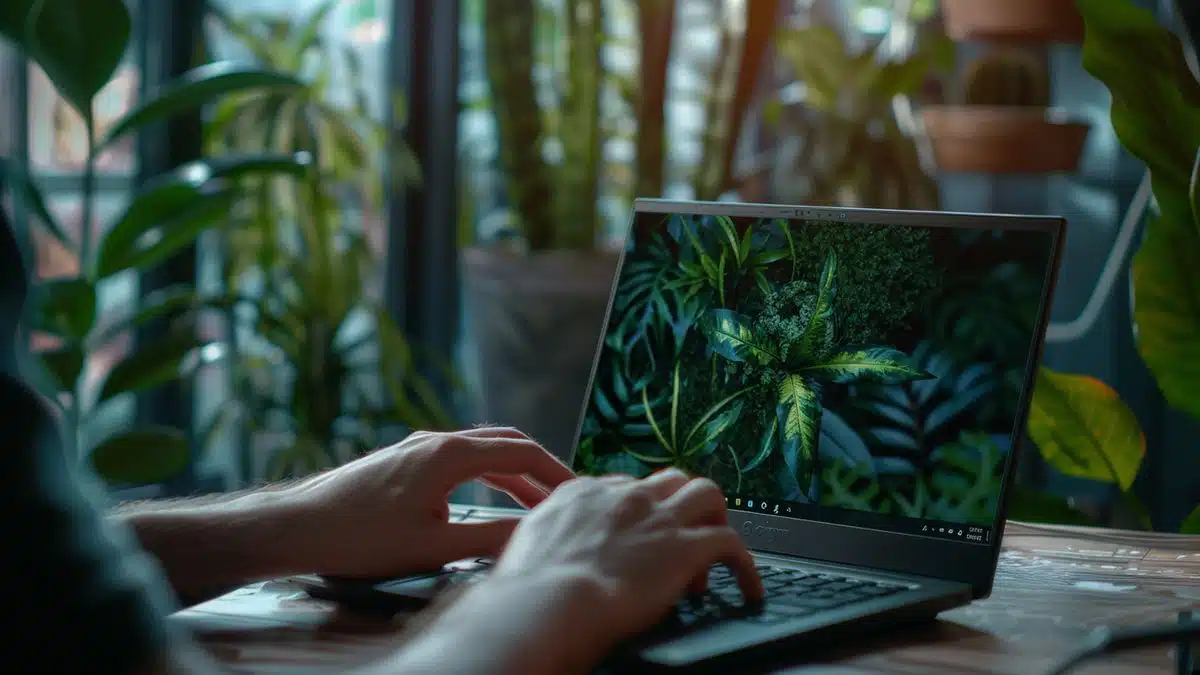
[1026,367,1145,491]
[1079,0,1200,220]
[89,426,190,486]
[777,375,823,490]
[0,158,71,249]
[1131,215,1200,420]
[1181,505,1200,535]
[95,188,237,279]
[703,309,780,365]
[798,347,932,386]
[92,336,220,408]
[33,278,96,341]
[99,62,306,150]
[0,0,131,123]
[38,345,85,393]
[794,250,837,361]
[682,393,745,457]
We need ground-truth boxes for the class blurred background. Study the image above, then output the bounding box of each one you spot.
[1,0,1197,535]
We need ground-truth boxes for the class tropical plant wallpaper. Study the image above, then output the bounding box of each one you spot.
[574,212,1054,528]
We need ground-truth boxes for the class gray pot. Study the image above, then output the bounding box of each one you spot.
[461,247,620,463]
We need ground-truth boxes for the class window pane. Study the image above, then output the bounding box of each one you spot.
[27,58,139,173]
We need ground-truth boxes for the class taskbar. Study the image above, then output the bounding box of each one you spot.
[724,494,992,545]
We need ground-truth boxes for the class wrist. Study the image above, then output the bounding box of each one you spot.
[400,568,612,675]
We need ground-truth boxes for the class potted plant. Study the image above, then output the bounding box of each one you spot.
[203,3,451,482]
[0,0,311,487]
[940,0,1084,44]
[923,47,1091,174]
[464,0,777,460]
[1024,0,1200,534]
[760,22,952,209]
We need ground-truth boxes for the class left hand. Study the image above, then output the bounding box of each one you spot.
[280,426,575,579]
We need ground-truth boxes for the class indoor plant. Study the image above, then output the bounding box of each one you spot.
[764,22,952,209]
[0,0,311,486]
[1025,0,1200,534]
[940,0,1084,44]
[203,2,450,482]
[464,0,778,460]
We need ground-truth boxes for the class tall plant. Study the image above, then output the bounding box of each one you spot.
[478,0,780,252]
[0,0,311,486]
[1026,0,1200,534]
[203,3,451,481]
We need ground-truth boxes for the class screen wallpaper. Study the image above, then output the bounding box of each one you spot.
[573,211,1054,529]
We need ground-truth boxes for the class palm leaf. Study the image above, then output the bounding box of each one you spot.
[798,347,933,385]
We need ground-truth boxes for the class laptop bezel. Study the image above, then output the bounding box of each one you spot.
[565,199,1067,601]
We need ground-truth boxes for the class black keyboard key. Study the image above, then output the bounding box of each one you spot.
[777,596,842,610]
[741,612,785,624]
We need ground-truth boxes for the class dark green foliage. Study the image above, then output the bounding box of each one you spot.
[785,222,941,347]
[578,213,1044,527]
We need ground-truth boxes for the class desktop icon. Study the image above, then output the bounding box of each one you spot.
[922,525,928,532]
[760,501,768,510]
[748,500,754,508]
[735,498,742,506]
[939,528,945,533]
[773,504,780,514]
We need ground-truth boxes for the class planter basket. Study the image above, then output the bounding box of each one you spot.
[922,106,1090,174]
[941,0,1085,44]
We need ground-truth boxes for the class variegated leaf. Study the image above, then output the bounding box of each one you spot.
[798,347,933,385]
[794,250,838,360]
[777,375,823,489]
[703,309,780,365]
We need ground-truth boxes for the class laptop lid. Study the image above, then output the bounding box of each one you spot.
[569,200,1065,599]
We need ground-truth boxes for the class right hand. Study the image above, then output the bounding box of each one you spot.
[491,469,764,665]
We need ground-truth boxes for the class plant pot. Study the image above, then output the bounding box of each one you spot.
[460,247,620,463]
[941,0,1084,44]
[922,106,1090,174]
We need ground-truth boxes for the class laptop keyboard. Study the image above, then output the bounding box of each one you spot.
[411,559,912,638]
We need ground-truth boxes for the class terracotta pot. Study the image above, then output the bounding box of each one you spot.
[922,106,1090,174]
[460,247,620,463]
[941,0,1084,44]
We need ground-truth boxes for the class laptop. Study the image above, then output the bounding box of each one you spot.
[305,200,1066,672]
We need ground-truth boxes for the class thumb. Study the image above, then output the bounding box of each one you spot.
[434,519,520,562]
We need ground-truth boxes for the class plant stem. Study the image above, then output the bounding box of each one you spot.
[80,116,97,274]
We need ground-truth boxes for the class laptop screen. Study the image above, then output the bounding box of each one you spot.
[573,207,1056,546]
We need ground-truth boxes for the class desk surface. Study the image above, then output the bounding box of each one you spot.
[174,512,1200,674]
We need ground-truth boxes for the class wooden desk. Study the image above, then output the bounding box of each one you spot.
[174,518,1200,674]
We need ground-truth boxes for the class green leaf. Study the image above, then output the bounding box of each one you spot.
[703,309,780,365]
[742,416,778,473]
[95,187,237,279]
[1079,0,1200,225]
[1181,505,1200,535]
[89,426,190,486]
[99,62,306,150]
[0,158,71,249]
[1007,486,1097,527]
[798,347,933,386]
[1130,216,1200,421]
[794,250,837,360]
[1026,367,1146,491]
[0,0,131,123]
[777,375,823,489]
[89,286,241,348]
[683,393,745,457]
[93,336,219,408]
[38,345,85,393]
[33,278,96,341]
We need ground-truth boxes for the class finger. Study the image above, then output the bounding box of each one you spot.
[660,477,729,526]
[680,526,763,602]
[638,468,692,501]
[480,474,548,508]
[432,437,575,493]
[435,519,521,562]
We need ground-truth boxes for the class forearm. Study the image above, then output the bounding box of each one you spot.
[113,488,310,606]
[383,571,611,675]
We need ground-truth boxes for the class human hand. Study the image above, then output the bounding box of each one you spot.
[408,470,763,674]
[281,427,575,579]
